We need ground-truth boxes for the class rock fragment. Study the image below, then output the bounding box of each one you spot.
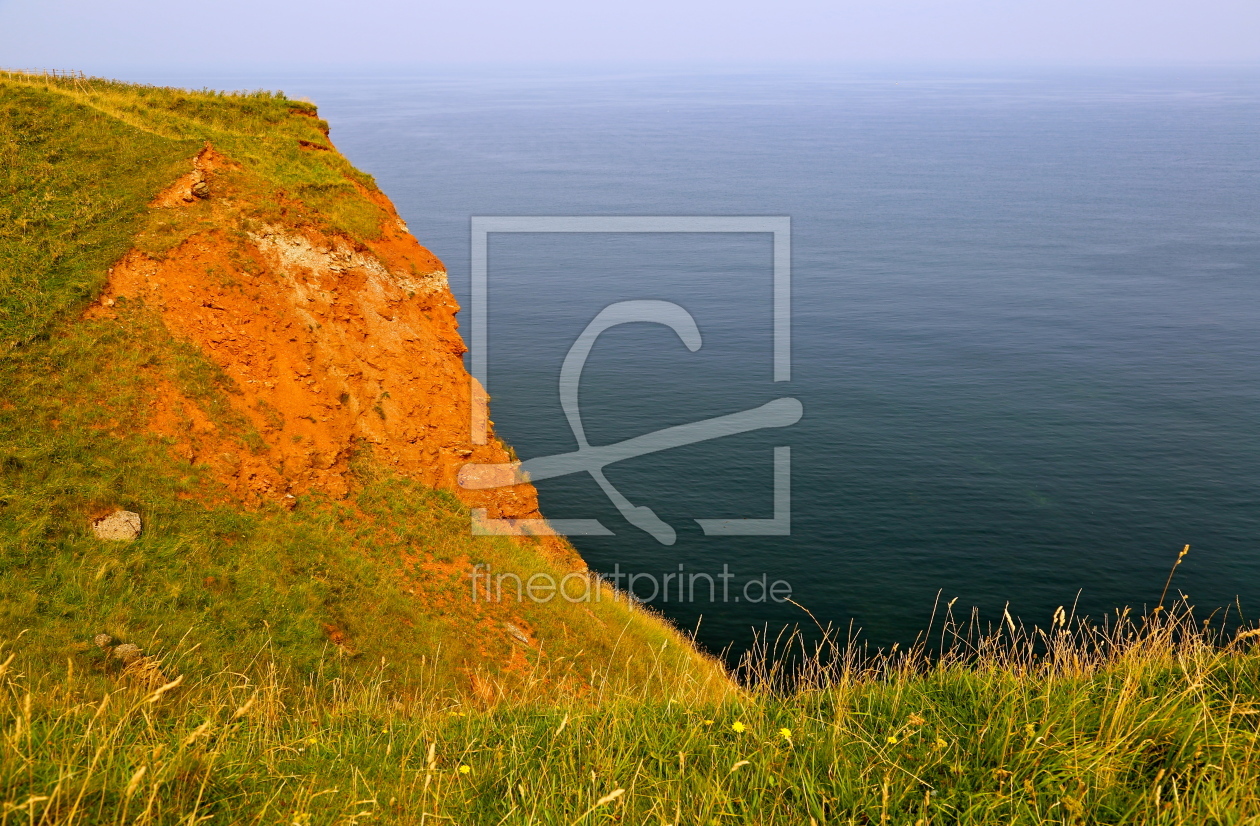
[92,510,141,541]
[503,622,532,646]
[92,635,173,689]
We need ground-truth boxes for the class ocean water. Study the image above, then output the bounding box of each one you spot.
[166,66,1260,657]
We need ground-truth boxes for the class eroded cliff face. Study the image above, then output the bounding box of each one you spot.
[87,146,555,550]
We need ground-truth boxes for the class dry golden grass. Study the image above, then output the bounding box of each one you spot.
[5,596,1259,824]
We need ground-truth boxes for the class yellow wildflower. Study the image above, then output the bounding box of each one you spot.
[731,721,747,733]
[779,727,793,740]
[886,735,898,745]
[458,765,471,775]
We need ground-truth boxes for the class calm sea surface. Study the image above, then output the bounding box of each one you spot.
[159,67,1260,657]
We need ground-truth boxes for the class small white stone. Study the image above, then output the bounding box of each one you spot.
[92,511,142,542]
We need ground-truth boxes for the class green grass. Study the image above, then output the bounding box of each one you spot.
[0,71,385,349]
[0,78,191,347]
[4,608,1259,824]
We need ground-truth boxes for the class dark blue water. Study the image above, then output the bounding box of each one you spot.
[170,67,1260,656]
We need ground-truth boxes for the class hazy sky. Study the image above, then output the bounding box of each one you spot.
[0,0,1256,71]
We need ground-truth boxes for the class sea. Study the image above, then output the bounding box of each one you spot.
[141,65,1260,659]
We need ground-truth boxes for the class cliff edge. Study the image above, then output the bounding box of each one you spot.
[0,71,728,702]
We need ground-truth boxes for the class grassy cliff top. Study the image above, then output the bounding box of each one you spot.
[0,71,385,348]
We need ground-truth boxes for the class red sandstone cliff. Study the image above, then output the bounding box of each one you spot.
[86,145,568,559]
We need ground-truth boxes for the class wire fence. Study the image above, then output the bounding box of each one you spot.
[1,68,93,93]
[1,68,87,80]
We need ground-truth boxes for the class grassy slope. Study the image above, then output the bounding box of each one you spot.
[0,71,724,702]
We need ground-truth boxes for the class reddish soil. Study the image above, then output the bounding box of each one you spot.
[87,146,577,565]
